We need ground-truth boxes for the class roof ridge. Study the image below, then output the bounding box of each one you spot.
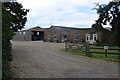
[51,25,92,29]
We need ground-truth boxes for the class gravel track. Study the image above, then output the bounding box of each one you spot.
[11,41,118,78]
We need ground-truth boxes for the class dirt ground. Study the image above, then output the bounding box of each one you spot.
[11,41,119,78]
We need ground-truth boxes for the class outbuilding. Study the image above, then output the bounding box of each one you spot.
[13,25,110,44]
[44,26,110,44]
[13,26,45,41]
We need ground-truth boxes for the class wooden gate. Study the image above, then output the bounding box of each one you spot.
[65,41,84,53]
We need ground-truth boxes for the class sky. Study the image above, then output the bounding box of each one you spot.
[17,0,113,29]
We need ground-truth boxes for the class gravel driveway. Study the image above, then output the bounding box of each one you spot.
[11,41,119,78]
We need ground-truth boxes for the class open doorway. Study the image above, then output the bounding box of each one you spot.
[31,31,44,41]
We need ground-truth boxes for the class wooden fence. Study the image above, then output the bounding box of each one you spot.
[65,41,84,53]
[89,43,120,57]
[65,41,120,57]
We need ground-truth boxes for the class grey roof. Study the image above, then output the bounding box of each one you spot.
[50,25,92,30]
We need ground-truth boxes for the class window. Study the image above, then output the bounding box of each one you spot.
[86,34,97,41]
[64,35,67,38]
[23,32,25,35]
[64,35,67,40]
[37,32,39,35]
[90,34,93,40]
[74,35,80,40]
[54,35,57,40]
[86,34,89,41]
[93,34,97,41]
[48,35,51,40]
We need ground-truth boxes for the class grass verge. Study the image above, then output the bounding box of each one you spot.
[60,48,120,62]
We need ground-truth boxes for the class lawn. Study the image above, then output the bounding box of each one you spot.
[61,46,120,62]
[90,49,120,53]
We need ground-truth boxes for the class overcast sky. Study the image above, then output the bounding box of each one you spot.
[17,0,113,29]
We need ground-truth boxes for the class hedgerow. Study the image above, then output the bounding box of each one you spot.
[2,1,29,79]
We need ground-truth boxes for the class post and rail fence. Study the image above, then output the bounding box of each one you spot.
[65,41,120,57]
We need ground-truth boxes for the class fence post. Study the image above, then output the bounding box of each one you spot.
[104,46,108,57]
[105,50,107,57]
[65,40,67,52]
[85,42,92,57]
[84,42,87,54]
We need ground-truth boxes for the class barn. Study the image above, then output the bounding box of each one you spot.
[44,26,110,44]
[13,26,45,41]
[13,25,110,44]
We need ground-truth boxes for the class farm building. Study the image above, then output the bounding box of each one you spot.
[13,25,110,44]
[44,26,110,44]
[13,26,45,41]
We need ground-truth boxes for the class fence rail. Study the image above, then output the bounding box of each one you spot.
[90,48,120,50]
[90,52,120,55]
[89,43,120,57]
[65,41,120,57]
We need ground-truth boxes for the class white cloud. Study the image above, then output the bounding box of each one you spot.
[17,0,111,29]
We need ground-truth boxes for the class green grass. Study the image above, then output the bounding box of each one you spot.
[90,53,119,62]
[90,49,119,53]
[90,45,119,49]
[60,48,120,62]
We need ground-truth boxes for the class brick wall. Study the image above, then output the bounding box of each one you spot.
[44,27,108,43]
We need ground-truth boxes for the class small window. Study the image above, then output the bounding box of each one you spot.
[86,36,89,40]
[94,34,97,41]
[64,35,67,38]
[90,34,93,40]
[74,35,80,40]
[19,32,21,34]
[86,34,89,41]
[48,35,51,40]
[64,35,67,40]
[54,35,57,40]
[86,34,97,41]
[23,32,25,34]
[37,32,39,35]
[94,37,97,41]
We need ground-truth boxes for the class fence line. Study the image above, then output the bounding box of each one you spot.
[89,43,120,57]
[65,41,120,57]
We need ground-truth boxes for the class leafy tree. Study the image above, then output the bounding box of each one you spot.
[2,1,29,79]
[3,2,29,32]
[92,1,120,46]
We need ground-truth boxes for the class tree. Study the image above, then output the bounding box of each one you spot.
[92,1,120,46]
[2,1,29,79]
[3,2,29,32]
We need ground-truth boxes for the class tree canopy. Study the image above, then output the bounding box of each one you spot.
[92,1,120,46]
[3,2,29,32]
